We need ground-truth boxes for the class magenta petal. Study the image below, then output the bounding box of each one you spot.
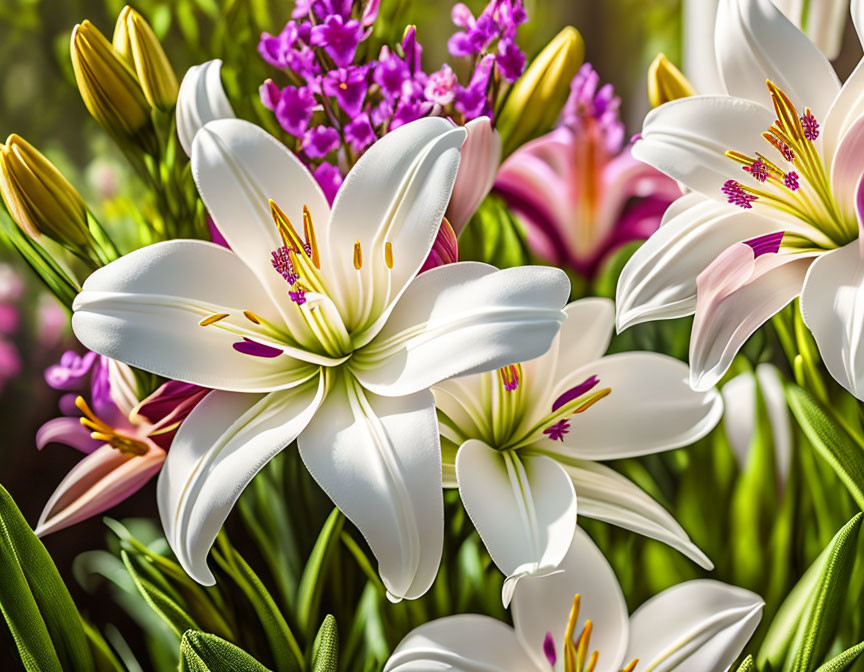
[233,338,283,358]
[744,231,785,257]
[36,417,101,454]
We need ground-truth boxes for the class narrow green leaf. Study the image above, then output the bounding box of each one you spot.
[458,195,530,269]
[82,620,124,672]
[311,615,339,672]
[297,508,345,636]
[786,385,864,509]
[813,642,864,672]
[0,483,93,672]
[121,550,198,637]
[787,513,863,672]
[179,630,272,672]
[212,535,302,672]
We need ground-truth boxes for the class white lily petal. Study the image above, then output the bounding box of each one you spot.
[554,298,614,383]
[633,96,775,199]
[512,527,629,672]
[547,456,713,570]
[176,60,235,157]
[384,615,538,672]
[683,0,725,94]
[539,353,723,459]
[192,118,330,337]
[690,243,814,391]
[801,241,864,399]
[830,114,864,219]
[715,0,840,118]
[353,262,569,397]
[157,376,324,584]
[455,440,577,606]
[297,373,443,601]
[824,56,864,163]
[721,371,758,468]
[328,118,466,333]
[616,194,780,331]
[72,241,319,391]
[790,0,849,61]
[625,579,764,672]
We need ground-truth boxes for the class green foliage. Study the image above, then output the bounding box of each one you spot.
[311,616,339,672]
[0,483,94,672]
[457,195,531,269]
[179,631,272,672]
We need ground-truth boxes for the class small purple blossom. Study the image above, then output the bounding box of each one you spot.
[345,114,376,152]
[313,162,343,204]
[496,38,525,82]
[543,419,571,441]
[310,15,363,68]
[275,85,316,136]
[784,171,800,191]
[373,47,411,99]
[303,125,341,157]
[401,26,423,74]
[323,66,368,117]
[801,111,820,141]
[424,65,459,105]
[560,63,625,153]
[260,78,280,110]
[45,350,98,391]
[455,54,495,120]
[391,99,433,129]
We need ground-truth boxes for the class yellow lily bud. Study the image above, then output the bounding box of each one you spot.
[0,134,90,247]
[113,6,178,111]
[647,53,697,108]
[497,26,584,156]
[71,20,155,151]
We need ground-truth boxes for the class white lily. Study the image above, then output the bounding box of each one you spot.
[435,298,722,605]
[71,115,570,600]
[176,59,235,157]
[618,0,864,397]
[384,527,764,672]
[684,0,850,95]
[722,363,792,489]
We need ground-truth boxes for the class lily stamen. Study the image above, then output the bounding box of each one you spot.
[75,395,148,455]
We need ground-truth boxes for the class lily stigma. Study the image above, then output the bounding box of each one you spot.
[720,80,856,251]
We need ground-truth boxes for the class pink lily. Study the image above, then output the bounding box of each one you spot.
[35,353,207,536]
[495,63,679,278]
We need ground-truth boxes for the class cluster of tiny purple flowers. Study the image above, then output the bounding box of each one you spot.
[257,0,526,201]
[558,62,626,155]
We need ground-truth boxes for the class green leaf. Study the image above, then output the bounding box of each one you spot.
[0,483,94,672]
[297,508,345,636]
[212,535,302,672]
[786,385,864,509]
[813,642,864,672]
[82,621,124,672]
[457,195,530,269]
[179,630,272,672]
[736,655,757,672]
[787,513,863,672]
[121,550,198,637]
[311,615,339,672]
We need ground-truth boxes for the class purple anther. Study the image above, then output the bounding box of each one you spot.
[543,633,557,665]
[233,338,283,358]
[289,289,307,305]
[801,111,819,141]
[543,419,570,442]
[552,375,599,412]
[784,171,800,191]
[744,231,784,257]
[722,180,758,209]
[744,159,768,183]
[271,246,299,284]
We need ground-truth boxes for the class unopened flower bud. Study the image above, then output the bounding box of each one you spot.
[647,53,697,108]
[113,6,178,111]
[497,26,584,156]
[0,134,90,247]
[71,20,155,151]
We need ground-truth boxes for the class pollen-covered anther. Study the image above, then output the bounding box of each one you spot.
[744,158,768,182]
[198,312,229,327]
[243,310,261,324]
[302,204,320,268]
[619,660,639,672]
[289,288,306,305]
[543,419,570,441]
[800,108,819,141]
[784,171,800,191]
[384,241,394,269]
[499,364,521,391]
[721,180,758,209]
[353,241,363,269]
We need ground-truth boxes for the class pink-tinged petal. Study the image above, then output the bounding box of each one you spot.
[446,117,501,234]
[690,238,816,391]
[36,417,101,454]
[824,56,864,163]
[35,443,165,536]
[831,115,864,225]
[418,218,459,273]
[131,380,209,448]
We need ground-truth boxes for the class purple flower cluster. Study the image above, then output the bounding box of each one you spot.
[559,63,625,155]
[258,0,527,201]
